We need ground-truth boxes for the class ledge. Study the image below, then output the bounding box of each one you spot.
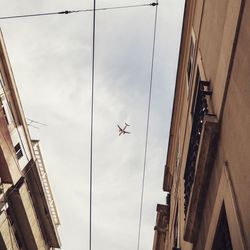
[0,108,18,184]
[7,177,38,250]
[184,115,219,242]
[163,165,173,192]
[23,160,61,248]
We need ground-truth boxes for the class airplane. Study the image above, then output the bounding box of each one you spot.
[117,123,131,136]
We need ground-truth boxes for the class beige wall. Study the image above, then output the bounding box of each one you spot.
[19,183,48,250]
[0,211,19,249]
[0,111,21,184]
[161,0,250,249]
[214,1,250,248]
[194,0,250,248]
[198,0,241,118]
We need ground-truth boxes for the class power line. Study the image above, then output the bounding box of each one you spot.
[137,1,159,250]
[26,118,48,130]
[26,118,48,127]
[89,0,96,249]
[0,2,158,20]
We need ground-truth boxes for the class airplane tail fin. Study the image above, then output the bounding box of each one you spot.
[125,122,130,126]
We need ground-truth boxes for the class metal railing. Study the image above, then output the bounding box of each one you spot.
[33,142,60,226]
[184,80,212,216]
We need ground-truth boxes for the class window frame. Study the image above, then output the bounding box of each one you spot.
[14,143,23,160]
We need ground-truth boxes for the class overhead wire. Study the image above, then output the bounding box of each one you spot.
[89,0,96,249]
[0,2,158,20]
[136,1,159,250]
[0,1,159,249]
[26,118,48,127]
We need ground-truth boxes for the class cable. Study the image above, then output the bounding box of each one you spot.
[89,0,96,249]
[26,118,48,127]
[136,1,158,250]
[0,3,158,20]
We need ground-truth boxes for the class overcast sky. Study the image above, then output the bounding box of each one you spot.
[0,1,184,249]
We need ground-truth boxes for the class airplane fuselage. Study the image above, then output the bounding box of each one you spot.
[117,123,130,136]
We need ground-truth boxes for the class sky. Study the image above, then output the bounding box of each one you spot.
[0,1,184,249]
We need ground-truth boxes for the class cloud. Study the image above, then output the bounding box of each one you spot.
[0,0,185,249]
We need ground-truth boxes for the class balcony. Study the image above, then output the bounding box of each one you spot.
[153,204,169,250]
[163,165,173,192]
[23,159,61,248]
[183,80,219,242]
[7,177,40,250]
[0,210,19,249]
[0,106,20,184]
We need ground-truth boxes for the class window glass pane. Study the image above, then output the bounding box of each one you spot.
[14,143,23,160]
[212,204,233,250]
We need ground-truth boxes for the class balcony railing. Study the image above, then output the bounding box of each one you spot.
[32,142,60,226]
[184,80,212,216]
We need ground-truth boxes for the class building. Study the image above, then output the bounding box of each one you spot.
[152,203,169,250]
[153,0,250,249]
[0,30,60,249]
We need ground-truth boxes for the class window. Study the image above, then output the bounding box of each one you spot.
[187,38,195,83]
[0,78,4,87]
[0,95,8,125]
[14,143,23,160]
[212,204,232,250]
[173,205,179,248]
[176,129,181,168]
[191,68,201,118]
[1,106,9,125]
[0,95,13,125]
[184,68,212,216]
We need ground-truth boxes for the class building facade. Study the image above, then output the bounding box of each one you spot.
[0,31,60,249]
[153,0,250,249]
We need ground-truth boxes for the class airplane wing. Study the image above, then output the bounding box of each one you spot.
[117,125,122,131]
[124,131,131,134]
